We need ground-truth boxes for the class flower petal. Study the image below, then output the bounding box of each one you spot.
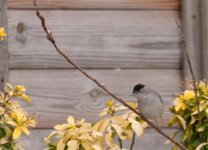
[18,94,32,102]
[128,118,144,136]
[21,126,30,136]
[57,138,66,150]
[67,140,79,150]
[111,116,125,125]
[67,116,75,125]
[7,121,18,127]
[13,126,22,139]
[183,90,195,100]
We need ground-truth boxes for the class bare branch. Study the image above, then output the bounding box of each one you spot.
[175,20,201,121]
[130,132,136,150]
[33,1,186,149]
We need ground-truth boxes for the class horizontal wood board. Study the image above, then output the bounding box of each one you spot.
[0,0,8,84]
[21,128,178,150]
[8,10,181,69]
[8,0,181,10]
[9,69,181,128]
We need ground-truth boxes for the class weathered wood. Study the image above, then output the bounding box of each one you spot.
[8,0,180,10]
[0,0,8,85]
[9,69,181,128]
[8,10,181,69]
[200,0,208,80]
[22,128,178,149]
[182,0,202,80]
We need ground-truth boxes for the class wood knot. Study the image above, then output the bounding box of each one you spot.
[16,22,27,43]
[88,88,105,98]
[16,22,26,33]
[89,89,99,98]
[192,15,196,19]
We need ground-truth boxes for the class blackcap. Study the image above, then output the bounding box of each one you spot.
[132,84,164,121]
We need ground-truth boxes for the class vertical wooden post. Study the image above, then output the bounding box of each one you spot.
[182,0,202,81]
[200,0,208,80]
[0,0,8,87]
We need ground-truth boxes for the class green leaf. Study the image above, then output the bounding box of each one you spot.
[182,132,188,142]
[176,115,186,130]
[167,117,177,127]
[111,131,117,138]
[48,143,56,150]
[196,124,207,132]
[3,142,13,150]
[196,143,208,150]
[48,147,56,150]
[0,128,6,138]
[192,139,200,148]
[190,115,196,125]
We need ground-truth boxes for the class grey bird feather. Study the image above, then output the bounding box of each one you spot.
[132,84,164,121]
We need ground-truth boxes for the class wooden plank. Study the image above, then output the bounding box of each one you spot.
[8,10,181,69]
[22,128,178,150]
[0,0,8,85]
[9,69,181,128]
[182,0,202,80]
[8,0,181,10]
[200,0,208,80]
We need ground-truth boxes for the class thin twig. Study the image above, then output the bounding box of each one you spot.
[130,133,136,150]
[33,1,186,149]
[118,137,123,149]
[175,20,201,121]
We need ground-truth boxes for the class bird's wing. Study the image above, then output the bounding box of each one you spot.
[153,90,164,105]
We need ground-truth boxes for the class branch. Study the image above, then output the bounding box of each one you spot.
[130,132,136,150]
[175,20,201,121]
[33,1,186,149]
[118,137,123,149]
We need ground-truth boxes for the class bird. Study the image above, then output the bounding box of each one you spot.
[132,84,164,121]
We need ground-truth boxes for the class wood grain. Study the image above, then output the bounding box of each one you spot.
[0,0,8,85]
[200,0,208,80]
[182,0,202,80]
[9,69,181,128]
[8,0,181,10]
[8,10,181,69]
[21,128,178,150]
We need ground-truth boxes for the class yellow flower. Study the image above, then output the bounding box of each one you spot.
[94,101,147,149]
[47,116,104,150]
[173,90,195,112]
[7,112,36,139]
[199,80,208,95]
[15,85,26,92]
[173,97,186,112]
[0,107,4,116]
[0,27,7,40]
[107,100,114,108]
[179,90,195,100]
[18,94,32,102]
[99,100,137,117]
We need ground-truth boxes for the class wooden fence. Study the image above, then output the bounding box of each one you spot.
[0,0,207,149]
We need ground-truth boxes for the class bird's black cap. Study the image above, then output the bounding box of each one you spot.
[132,84,145,94]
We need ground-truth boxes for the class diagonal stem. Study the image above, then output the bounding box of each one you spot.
[118,136,123,149]
[130,132,136,150]
[33,1,186,149]
[175,20,201,124]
